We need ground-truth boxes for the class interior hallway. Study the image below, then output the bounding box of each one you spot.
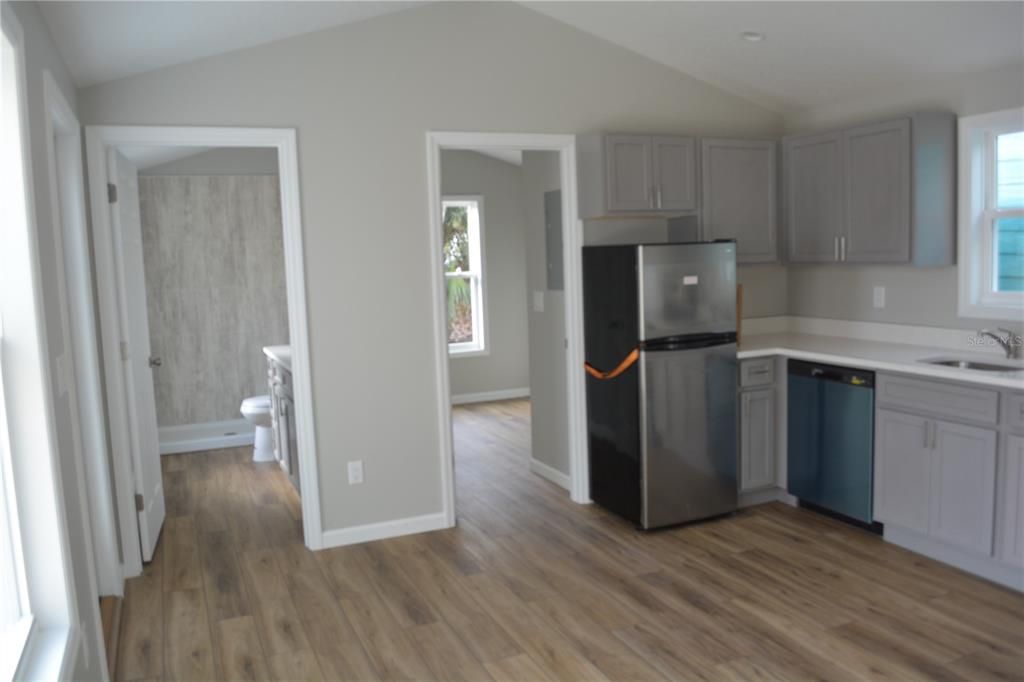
[116,399,1024,681]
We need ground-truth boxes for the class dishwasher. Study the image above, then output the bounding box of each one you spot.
[787,359,877,527]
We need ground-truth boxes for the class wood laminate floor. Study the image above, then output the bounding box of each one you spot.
[118,399,1024,681]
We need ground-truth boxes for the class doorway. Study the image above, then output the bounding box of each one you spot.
[84,126,322,578]
[425,132,589,528]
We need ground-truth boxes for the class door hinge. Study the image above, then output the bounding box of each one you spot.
[135,493,144,512]
[119,341,129,362]
[107,183,118,204]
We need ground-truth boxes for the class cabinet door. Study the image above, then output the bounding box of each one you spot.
[843,119,911,263]
[874,409,931,533]
[283,395,300,492]
[930,420,997,555]
[997,434,1024,566]
[784,132,843,263]
[604,134,653,211]
[702,139,777,263]
[740,388,775,491]
[652,136,697,211]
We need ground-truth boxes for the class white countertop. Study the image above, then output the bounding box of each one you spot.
[263,345,292,371]
[738,332,1024,390]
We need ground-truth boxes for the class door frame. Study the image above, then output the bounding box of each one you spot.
[85,126,324,578]
[425,131,590,525]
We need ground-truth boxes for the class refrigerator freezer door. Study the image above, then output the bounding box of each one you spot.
[640,342,738,528]
[638,242,737,341]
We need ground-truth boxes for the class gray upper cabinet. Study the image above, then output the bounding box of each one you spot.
[577,133,697,218]
[652,136,697,211]
[702,139,777,263]
[783,112,955,266]
[605,134,654,211]
[843,119,911,263]
[784,131,844,263]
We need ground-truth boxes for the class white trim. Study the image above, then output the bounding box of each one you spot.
[957,108,1024,320]
[41,71,121,602]
[451,388,530,405]
[158,419,254,455]
[884,523,1023,592]
[529,458,571,491]
[320,512,448,549]
[85,125,323,568]
[426,131,588,534]
[738,487,798,509]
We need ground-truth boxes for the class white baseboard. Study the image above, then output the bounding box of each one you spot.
[884,524,1024,592]
[529,457,571,490]
[159,419,254,455]
[739,486,798,509]
[451,387,530,405]
[320,512,450,549]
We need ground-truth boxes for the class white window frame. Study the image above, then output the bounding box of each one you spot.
[958,107,1024,320]
[1,5,83,679]
[443,196,489,357]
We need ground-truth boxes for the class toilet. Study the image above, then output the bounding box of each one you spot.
[240,395,275,462]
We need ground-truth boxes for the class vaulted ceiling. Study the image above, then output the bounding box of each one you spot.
[40,1,1023,115]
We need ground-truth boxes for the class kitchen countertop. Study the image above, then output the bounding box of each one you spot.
[738,332,1024,390]
[263,345,292,372]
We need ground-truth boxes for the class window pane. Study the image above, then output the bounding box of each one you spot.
[997,131,1024,209]
[442,205,470,273]
[446,276,474,343]
[995,216,1024,292]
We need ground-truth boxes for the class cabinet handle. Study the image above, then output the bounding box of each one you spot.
[656,185,663,209]
[834,236,840,262]
[840,236,847,262]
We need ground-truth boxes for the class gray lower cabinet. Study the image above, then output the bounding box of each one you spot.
[269,360,300,492]
[784,131,844,263]
[874,407,998,555]
[701,139,777,263]
[843,119,911,263]
[997,434,1024,566]
[578,133,697,217]
[740,388,775,491]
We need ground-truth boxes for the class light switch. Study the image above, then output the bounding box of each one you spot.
[347,460,364,485]
[873,286,886,309]
[532,291,545,313]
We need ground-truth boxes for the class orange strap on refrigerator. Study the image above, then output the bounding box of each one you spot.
[584,348,639,380]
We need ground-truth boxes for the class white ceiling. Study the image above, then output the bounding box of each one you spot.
[526,2,1024,113]
[39,1,421,88]
[41,2,1023,114]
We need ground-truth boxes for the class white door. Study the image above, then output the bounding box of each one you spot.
[109,150,165,562]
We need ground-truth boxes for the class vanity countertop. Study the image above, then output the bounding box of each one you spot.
[263,345,292,372]
[739,332,1024,390]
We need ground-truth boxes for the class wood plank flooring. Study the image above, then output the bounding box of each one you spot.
[118,399,1024,681]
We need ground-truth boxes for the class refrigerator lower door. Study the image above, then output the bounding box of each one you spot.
[640,342,738,529]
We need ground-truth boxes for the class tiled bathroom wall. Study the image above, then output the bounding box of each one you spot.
[139,174,288,426]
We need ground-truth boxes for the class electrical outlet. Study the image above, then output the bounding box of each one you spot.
[347,460,364,485]
[873,286,886,309]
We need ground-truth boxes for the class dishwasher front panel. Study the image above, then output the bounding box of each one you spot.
[787,360,875,524]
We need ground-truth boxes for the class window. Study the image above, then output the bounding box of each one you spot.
[1,16,35,678]
[442,197,487,355]
[958,108,1024,318]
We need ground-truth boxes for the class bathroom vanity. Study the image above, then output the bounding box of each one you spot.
[264,346,300,492]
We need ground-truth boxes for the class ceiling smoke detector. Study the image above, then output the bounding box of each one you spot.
[741,31,766,43]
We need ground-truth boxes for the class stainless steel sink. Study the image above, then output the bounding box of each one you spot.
[921,356,1024,372]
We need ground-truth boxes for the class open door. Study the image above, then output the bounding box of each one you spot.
[108,149,165,561]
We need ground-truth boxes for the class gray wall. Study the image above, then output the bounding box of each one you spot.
[139,174,288,426]
[521,151,570,475]
[7,2,106,677]
[784,62,1024,330]
[441,150,529,397]
[141,146,279,176]
[78,2,782,532]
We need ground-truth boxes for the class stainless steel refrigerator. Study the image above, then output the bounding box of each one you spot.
[583,241,738,529]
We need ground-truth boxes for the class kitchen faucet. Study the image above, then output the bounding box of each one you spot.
[978,328,1023,359]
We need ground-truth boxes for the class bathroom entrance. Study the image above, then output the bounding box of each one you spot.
[83,126,321,579]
